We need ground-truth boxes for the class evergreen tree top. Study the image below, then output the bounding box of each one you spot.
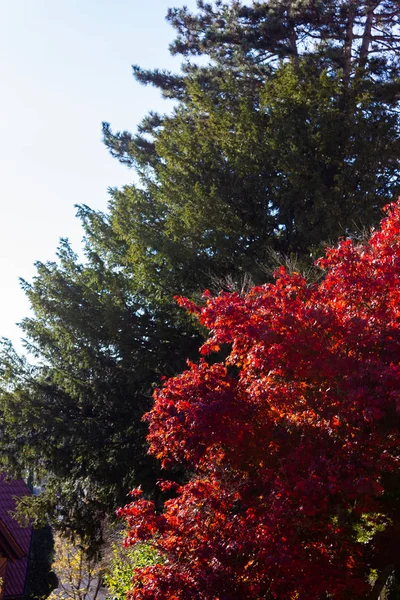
[133,1,400,99]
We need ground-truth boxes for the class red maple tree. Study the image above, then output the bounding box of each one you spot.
[118,202,400,599]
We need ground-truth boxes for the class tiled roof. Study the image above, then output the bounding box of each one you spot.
[0,475,32,598]
[0,519,25,561]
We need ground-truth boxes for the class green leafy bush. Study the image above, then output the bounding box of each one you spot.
[104,542,159,600]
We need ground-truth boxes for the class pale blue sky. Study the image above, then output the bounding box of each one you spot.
[0,0,197,350]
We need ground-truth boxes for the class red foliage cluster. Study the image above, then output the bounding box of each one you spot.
[118,203,400,599]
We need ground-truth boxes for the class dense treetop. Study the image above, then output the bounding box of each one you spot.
[105,0,400,281]
[132,0,400,100]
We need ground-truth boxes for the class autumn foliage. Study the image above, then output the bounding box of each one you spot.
[118,203,400,599]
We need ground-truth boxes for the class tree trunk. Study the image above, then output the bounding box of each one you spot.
[343,1,357,84]
[367,565,394,600]
[287,20,299,70]
[359,1,380,70]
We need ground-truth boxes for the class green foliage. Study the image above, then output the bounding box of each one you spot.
[0,234,200,544]
[105,60,400,291]
[161,0,400,98]
[260,61,400,253]
[354,514,388,545]
[104,542,159,600]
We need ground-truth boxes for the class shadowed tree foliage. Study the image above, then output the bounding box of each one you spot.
[0,227,201,545]
[27,526,58,599]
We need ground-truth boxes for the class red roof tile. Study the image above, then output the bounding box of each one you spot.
[0,475,32,598]
[0,519,25,561]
